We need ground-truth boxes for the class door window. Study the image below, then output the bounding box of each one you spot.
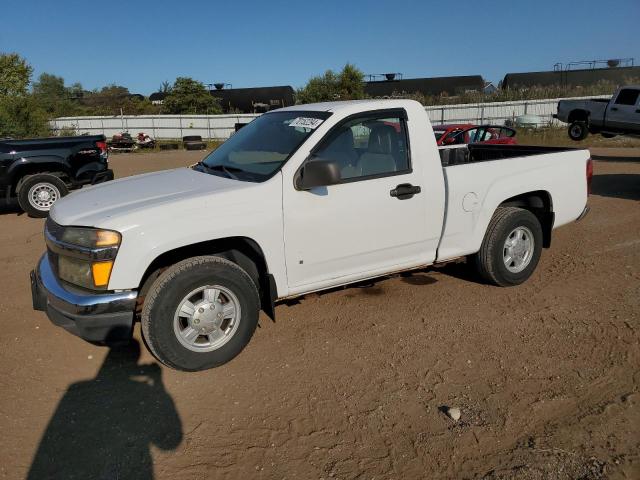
[312,112,410,181]
[464,128,492,143]
[614,89,640,106]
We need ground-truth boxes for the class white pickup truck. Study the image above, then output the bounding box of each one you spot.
[31,100,592,371]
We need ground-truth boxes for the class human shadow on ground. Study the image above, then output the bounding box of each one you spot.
[27,340,182,480]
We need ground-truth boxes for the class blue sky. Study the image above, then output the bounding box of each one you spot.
[3,0,639,95]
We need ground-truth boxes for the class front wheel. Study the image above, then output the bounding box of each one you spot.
[17,174,69,218]
[568,121,589,141]
[474,207,543,287]
[141,256,260,371]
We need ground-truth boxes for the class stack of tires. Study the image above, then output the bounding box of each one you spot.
[183,136,207,151]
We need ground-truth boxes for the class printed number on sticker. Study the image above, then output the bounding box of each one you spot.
[289,117,324,129]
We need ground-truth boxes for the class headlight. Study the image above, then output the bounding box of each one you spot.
[61,227,120,248]
[46,221,121,290]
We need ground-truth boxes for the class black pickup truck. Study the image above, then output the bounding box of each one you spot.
[0,135,114,217]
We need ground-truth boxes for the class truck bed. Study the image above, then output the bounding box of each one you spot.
[0,135,105,153]
[439,144,576,167]
[436,144,589,263]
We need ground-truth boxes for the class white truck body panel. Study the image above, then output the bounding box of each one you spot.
[279,100,446,294]
[50,169,289,295]
[49,99,590,300]
[438,149,588,260]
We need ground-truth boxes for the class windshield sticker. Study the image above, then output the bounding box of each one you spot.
[288,117,324,129]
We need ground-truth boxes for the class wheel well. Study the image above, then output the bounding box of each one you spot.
[568,109,589,124]
[499,191,554,248]
[137,237,276,320]
[11,166,69,196]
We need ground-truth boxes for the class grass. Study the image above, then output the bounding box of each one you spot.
[516,127,640,148]
[392,78,640,106]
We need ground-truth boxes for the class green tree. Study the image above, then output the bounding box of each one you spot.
[296,63,365,104]
[0,95,50,138]
[0,52,33,97]
[162,77,221,114]
[159,80,172,93]
[32,73,83,117]
[0,53,49,138]
[33,73,67,99]
[79,85,158,116]
[67,82,84,100]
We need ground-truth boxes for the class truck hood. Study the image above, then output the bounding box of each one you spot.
[50,168,256,227]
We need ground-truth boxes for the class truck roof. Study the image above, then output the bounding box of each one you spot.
[277,99,422,113]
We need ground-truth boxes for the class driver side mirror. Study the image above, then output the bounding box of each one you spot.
[295,159,341,190]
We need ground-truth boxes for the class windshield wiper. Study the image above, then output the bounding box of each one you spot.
[193,162,245,180]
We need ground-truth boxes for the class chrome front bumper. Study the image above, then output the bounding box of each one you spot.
[31,254,137,343]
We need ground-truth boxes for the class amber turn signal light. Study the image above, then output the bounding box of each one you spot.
[92,261,114,287]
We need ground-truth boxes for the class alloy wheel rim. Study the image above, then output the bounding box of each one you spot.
[503,226,534,273]
[173,285,241,352]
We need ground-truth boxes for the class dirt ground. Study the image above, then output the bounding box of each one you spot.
[0,149,638,480]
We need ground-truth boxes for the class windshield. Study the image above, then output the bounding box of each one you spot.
[196,110,331,182]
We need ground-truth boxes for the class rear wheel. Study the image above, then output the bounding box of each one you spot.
[568,121,588,141]
[17,173,69,218]
[141,255,260,371]
[474,207,543,286]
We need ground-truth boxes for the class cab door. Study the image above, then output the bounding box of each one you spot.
[606,88,640,133]
[282,109,443,293]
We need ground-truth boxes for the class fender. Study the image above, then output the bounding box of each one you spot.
[136,236,279,321]
[8,155,71,192]
[470,185,554,256]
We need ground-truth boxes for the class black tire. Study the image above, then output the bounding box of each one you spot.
[474,207,543,287]
[568,121,588,141]
[141,255,260,371]
[184,141,207,151]
[159,143,179,150]
[17,173,69,218]
[182,135,202,142]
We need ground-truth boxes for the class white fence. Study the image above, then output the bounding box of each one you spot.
[51,95,610,140]
[424,95,609,126]
[50,114,261,141]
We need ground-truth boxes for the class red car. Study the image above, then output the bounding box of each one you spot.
[434,124,517,146]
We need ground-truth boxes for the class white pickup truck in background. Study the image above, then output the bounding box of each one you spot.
[31,99,592,371]
[555,85,640,140]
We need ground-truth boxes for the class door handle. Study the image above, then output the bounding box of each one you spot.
[390,183,421,200]
[611,107,618,111]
